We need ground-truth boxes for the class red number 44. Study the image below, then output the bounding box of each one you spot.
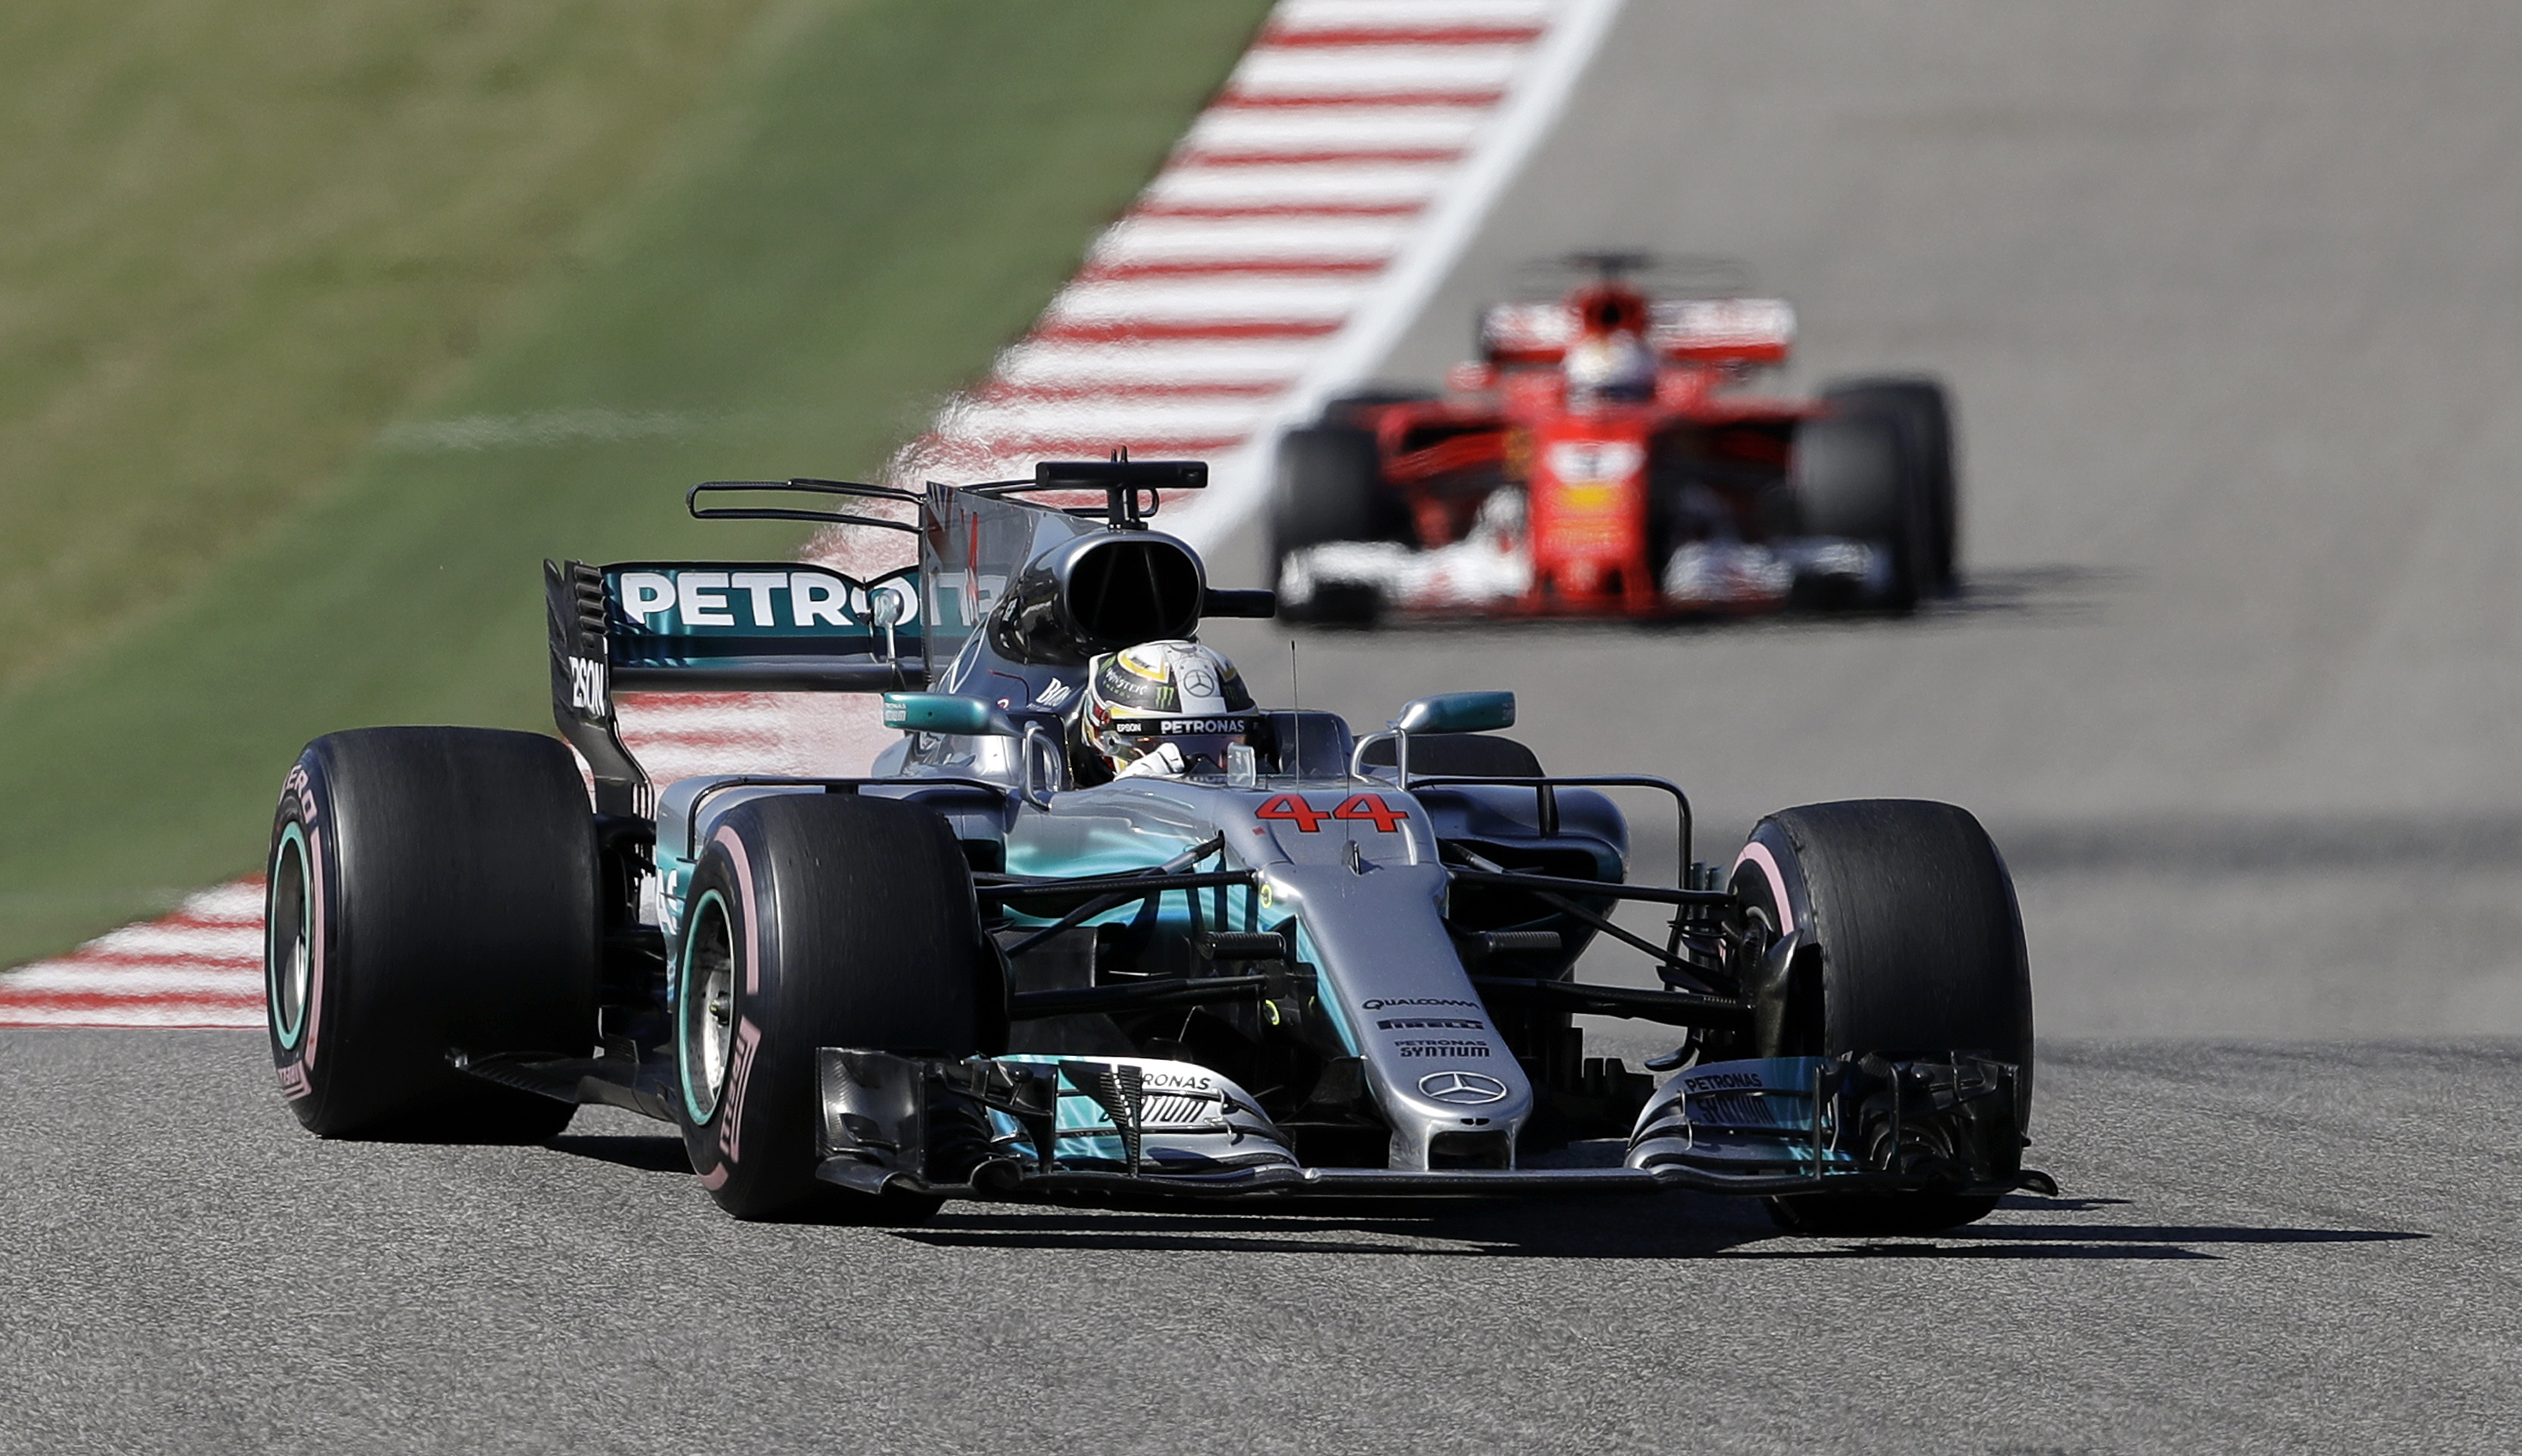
[1257,794,1408,834]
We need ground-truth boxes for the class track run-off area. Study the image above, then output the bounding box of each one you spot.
[7,1,2522,1452]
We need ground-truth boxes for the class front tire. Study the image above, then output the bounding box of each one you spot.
[266,727,597,1140]
[673,793,989,1221]
[1728,799,2032,1234]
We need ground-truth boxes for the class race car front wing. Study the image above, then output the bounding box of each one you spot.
[811,1047,2054,1203]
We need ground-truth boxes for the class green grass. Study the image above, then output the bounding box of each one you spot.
[0,0,1273,965]
[0,0,777,690]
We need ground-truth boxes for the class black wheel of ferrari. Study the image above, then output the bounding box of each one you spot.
[1271,425,1388,623]
[1728,799,2032,1235]
[266,727,597,1141]
[1791,410,1928,614]
[1319,386,1438,428]
[673,792,989,1221]
[1823,377,1958,592]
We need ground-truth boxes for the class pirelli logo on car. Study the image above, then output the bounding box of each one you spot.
[609,567,920,633]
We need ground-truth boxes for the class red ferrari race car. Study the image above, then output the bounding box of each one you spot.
[1269,257,1957,623]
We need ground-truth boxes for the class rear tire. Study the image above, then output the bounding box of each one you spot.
[266,727,597,1141]
[1792,411,1927,614]
[673,793,989,1221]
[1272,425,1389,623]
[1823,377,1958,592]
[1728,799,2031,1234]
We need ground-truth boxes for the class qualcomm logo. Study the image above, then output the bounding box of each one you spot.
[1417,1070,1509,1105]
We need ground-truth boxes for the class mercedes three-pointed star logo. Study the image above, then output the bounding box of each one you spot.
[1417,1070,1510,1105]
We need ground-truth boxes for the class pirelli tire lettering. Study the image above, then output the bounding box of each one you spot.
[266,762,327,1102]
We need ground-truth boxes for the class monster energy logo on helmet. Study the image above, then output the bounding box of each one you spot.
[1092,641,1253,716]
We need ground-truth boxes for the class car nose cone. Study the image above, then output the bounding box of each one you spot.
[1418,1070,1510,1105]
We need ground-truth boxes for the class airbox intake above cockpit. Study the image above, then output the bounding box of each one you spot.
[985,531,1206,666]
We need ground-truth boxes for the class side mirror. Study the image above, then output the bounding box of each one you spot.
[882,693,1019,737]
[1393,690,1515,736]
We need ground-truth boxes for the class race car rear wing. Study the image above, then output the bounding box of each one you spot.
[544,555,927,815]
[546,460,1258,816]
[1480,297,1796,367]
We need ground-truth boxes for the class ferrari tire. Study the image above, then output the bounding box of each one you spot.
[266,727,597,1141]
[1271,425,1388,623]
[1823,377,1958,592]
[673,793,989,1221]
[1728,799,2032,1235]
[1791,411,1927,615]
[1320,386,1438,428]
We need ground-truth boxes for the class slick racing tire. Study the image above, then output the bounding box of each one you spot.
[1823,377,1959,593]
[673,793,989,1221]
[1319,386,1438,429]
[266,727,597,1141]
[1728,799,2031,1235]
[1791,410,1928,615]
[1271,425,1390,625]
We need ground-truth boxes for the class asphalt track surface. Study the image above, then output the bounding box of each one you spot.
[2,1031,2514,1453]
[11,3,2522,1451]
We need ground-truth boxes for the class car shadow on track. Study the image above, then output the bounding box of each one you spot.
[889,1190,2424,1262]
[1927,562,2131,623]
[536,1137,2426,1261]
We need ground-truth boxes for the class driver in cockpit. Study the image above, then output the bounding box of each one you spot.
[1066,640,1265,785]
[1562,282,1659,409]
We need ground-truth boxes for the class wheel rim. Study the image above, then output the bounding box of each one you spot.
[267,824,313,1049]
[678,889,736,1123]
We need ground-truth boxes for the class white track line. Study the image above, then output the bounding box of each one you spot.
[1169,0,1623,552]
[2,882,270,1029]
[1229,48,1533,97]
[1043,276,1374,323]
[2,0,1622,1028]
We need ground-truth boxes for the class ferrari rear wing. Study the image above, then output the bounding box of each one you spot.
[1480,297,1796,367]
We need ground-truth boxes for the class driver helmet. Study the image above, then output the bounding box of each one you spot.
[1078,640,1262,779]
[1564,283,1657,408]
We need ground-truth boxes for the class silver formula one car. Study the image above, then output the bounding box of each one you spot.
[264,462,2048,1231]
